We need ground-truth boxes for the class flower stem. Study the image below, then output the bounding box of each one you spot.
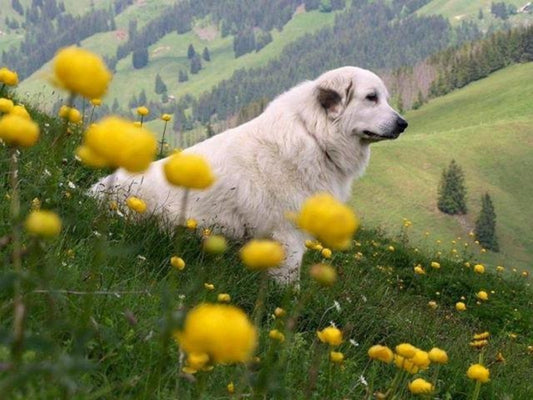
[159,121,168,157]
[9,148,25,365]
[88,105,96,125]
[140,115,144,127]
[471,381,482,400]
[52,92,75,147]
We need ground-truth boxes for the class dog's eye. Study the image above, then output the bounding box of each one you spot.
[366,93,378,103]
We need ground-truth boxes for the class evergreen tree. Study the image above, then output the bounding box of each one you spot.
[437,160,468,215]
[132,47,149,69]
[474,193,499,252]
[190,54,202,74]
[202,47,210,62]
[138,89,147,106]
[187,44,196,59]
[205,122,215,138]
[412,90,424,110]
[178,70,189,82]
[155,73,167,94]
[11,0,24,15]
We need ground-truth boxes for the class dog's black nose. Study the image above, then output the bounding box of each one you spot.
[395,117,408,134]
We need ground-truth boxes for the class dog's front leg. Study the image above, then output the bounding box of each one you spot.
[269,230,306,285]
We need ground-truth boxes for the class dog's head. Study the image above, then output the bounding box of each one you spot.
[315,67,407,143]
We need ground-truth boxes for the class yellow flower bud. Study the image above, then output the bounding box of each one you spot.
[25,210,62,238]
[161,113,172,121]
[309,263,337,286]
[186,218,198,229]
[204,283,215,290]
[170,256,186,270]
[240,239,284,271]
[0,114,40,147]
[321,248,332,258]
[330,351,344,364]
[428,347,448,364]
[126,196,147,213]
[269,329,285,342]
[368,345,394,363]
[430,261,440,269]
[203,235,228,254]
[455,302,467,311]
[10,105,31,120]
[217,293,231,303]
[408,378,433,394]
[274,307,286,318]
[163,152,215,189]
[137,106,149,116]
[0,98,14,113]
[0,68,18,86]
[317,326,342,346]
[474,264,485,274]
[466,363,490,383]
[395,343,417,359]
[476,291,489,301]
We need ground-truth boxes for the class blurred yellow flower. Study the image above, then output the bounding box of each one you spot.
[204,283,215,290]
[396,343,417,359]
[394,354,419,374]
[170,256,185,270]
[368,345,394,363]
[330,351,344,364]
[317,326,342,346]
[466,363,490,383]
[217,293,231,303]
[10,105,31,120]
[163,152,215,189]
[90,98,102,106]
[240,239,284,271]
[0,98,14,113]
[414,265,425,275]
[470,339,488,348]
[476,291,489,301]
[411,350,430,369]
[388,245,395,252]
[25,210,62,238]
[53,46,111,99]
[321,248,332,258]
[203,235,228,254]
[473,332,490,341]
[161,113,172,121]
[137,106,149,116]
[408,378,433,394]
[496,266,504,272]
[186,352,209,371]
[78,116,157,172]
[126,197,147,213]
[0,68,18,86]
[296,193,358,249]
[474,264,485,274]
[456,302,467,311]
[428,300,438,309]
[309,263,337,286]
[274,307,286,318]
[68,107,82,124]
[428,347,448,364]
[227,382,235,394]
[174,303,257,364]
[0,114,40,147]
[186,218,198,229]
[269,329,285,342]
[431,261,440,269]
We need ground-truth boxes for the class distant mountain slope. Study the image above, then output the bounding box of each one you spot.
[419,0,529,20]
[351,62,533,270]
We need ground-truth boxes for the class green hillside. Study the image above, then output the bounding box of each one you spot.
[352,62,533,271]
[15,4,337,110]
[418,0,529,21]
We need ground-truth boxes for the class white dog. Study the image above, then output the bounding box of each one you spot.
[92,66,407,283]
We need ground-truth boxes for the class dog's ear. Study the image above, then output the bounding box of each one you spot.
[317,81,353,119]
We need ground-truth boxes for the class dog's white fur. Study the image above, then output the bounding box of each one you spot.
[92,66,406,283]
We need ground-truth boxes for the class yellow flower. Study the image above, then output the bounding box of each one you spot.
[474,264,485,274]
[296,193,358,249]
[31,197,42,211]
[388,245,395,252]
[53,46,111,99]
[431,261,440,269]
[90,98,102,106]
[186,352,209,371]
[309,263,337,286]
[496,352,505,363]
[10,105,31,120]
[67,107,82,124]
[368,345,394,363]
[394,355,419,374]
[330,351,344,364]
[476,291,489,301]
[79,116,157,172]
[408,378,433,394]
[411,350,430,369]
[496,266,504,272]
[186,218,198,229]
[24,210,62,238]
[269,329,285,342]
[217,293,231,303]
[161,113,172,121]
[163,152,215,189]
[470,340,488,349]
[466,363,490,383]
[170,256,186,270]
[395,343,417,359]
[240,239,284,271]
[203,235,228,254]
[274,307,286,318]
[321,248,332,258]
[414,265,425,275]
[174,303,257,364]
[428,300,438,309]
[227,382,235,394]
[0,98,14,113]
[456,302,467,311]
[0,68,18,86]
[126,197,147,213]
[137,106,149,116]
[428,347,448,364]
[0,114,40,147]
[132,121,141,127]
[204,283,215,290]
[317,326,342,346]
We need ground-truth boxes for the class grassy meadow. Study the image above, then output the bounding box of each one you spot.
[353,62,533,272]
[1,54,533,399]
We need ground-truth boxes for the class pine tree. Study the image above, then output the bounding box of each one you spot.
[155,73,167,94]
[190,54,202,74]
[132,47,149,69]
[437,160,468,215]
[474,193,499,252]
[187,44,196,59]
[138,89,147,107]
[202,47,210,62]
[178,70,189,82]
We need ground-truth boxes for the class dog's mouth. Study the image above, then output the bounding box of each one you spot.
[362,130,399,142]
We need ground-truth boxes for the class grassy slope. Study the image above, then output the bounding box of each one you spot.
[418,0,530,22]
[0,96,532,398]
[352,63,533,271]
[16,7,337,110]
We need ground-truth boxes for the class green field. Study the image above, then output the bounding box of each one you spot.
[352,62,533,271]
